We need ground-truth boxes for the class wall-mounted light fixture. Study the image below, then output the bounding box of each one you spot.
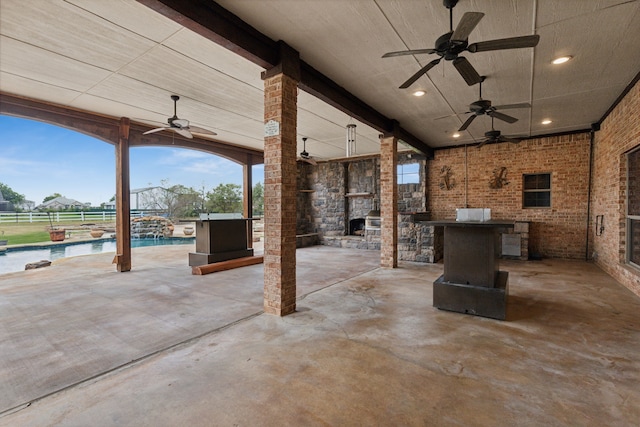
[596,215,605,236]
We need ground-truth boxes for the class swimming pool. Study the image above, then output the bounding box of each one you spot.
[0,238,195,275]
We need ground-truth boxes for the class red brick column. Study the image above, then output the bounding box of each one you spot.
[263,73,298,316]
[380,135,398,268]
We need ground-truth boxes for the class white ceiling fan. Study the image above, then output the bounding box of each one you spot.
[143,95,217,139]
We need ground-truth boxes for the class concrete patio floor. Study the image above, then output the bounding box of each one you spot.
[1,244,639,426]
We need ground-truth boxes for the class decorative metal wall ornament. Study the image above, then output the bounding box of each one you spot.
[346,120,357,156]
[439,165,455,190]
[489,166,509,189]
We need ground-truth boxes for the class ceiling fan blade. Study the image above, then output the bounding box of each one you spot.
[501,137,522,144]
[458,114,477,131]
[452,57,482,86]
[489,111,518,124]
[297,156,318,165]
[476,138,489,149]
[468,34,540,53]
[434,112,463,121]
[173,128,193,139]
[143,126,168,135]
[399,58,441,89]
[493,102,531,110]
[188,125,217,136]
[382,48,437,58]
[451,12,484,42]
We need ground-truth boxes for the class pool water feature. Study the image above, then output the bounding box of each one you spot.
[0,238,195,275]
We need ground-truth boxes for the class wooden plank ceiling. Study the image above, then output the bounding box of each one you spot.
[1,0,639,160]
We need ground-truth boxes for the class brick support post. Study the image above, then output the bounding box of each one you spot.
[262,73,298,316]
[380,135,398,268]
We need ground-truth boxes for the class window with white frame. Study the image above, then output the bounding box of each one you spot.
[397,162,420,184]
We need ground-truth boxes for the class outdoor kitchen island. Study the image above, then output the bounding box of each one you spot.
[424,217,514,320]
[188,218,254,267]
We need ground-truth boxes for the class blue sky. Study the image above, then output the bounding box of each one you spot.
[0,116,263,207]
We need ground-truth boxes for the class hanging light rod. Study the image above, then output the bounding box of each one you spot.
[346,120,357,157]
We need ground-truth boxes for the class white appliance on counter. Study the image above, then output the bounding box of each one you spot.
[456,208,491,222]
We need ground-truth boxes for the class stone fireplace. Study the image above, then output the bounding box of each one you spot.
[349,218,365,236]
[298,153,440,260]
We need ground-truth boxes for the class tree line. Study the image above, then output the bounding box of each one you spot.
[0,181,264,219]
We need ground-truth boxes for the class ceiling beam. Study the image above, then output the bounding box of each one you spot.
[136,0,434,158]
[0,93,120,144]
[0,93,264,165]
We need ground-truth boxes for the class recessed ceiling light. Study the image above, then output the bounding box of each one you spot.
[542,119,552,125]
[452,132,460,138]
[552,56,572,65]
[413,90,426,97]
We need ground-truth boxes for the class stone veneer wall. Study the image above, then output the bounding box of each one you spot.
[396,154,441,262]
[306,161,346,237]
[398,214,443,263]
[296,162,314,235]
[346,159,378,219]
[591,77,640,297]
[299,152,439,260]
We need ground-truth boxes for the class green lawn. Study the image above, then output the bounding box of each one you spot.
[0,221,111,246]
[3,231,51,245]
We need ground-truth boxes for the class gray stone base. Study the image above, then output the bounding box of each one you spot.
[188,249,254,266]
[296,233,319,248]
[433,271,509,320]
[321,236,380,250]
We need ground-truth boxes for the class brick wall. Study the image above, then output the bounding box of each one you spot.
[591,78,640,297]
[427,133,592,259]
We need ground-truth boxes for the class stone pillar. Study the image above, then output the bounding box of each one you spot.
[380,135,398,268]
[262,71,298,316]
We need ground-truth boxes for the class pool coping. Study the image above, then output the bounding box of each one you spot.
[0,236,195,253]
